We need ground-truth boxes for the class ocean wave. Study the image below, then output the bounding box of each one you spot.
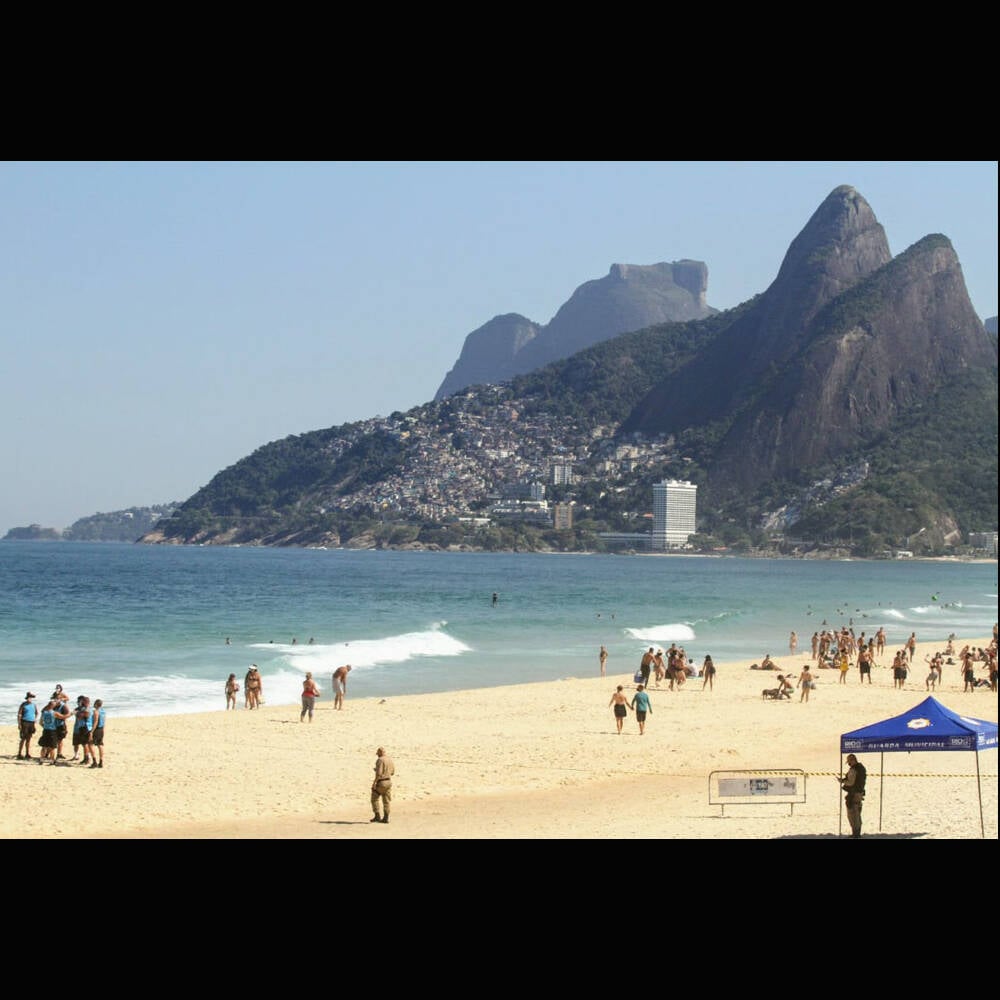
[624,624,696,643]
[250,626,471,670]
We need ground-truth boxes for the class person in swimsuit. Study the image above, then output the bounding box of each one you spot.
[797,665,815,702]
[702,655,716,691]
[609,685,631,735]
[225,673,240,710]
[245,665,262,709]
[599,645,608,678]
[332,664,352,710]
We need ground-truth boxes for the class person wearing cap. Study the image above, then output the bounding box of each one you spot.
[332,664,351,710]
[244,665,262,709]
[16,692,38,760]
[841,754,867,838]
[370,746,395,823]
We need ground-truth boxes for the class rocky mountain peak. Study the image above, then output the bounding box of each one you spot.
[435,258,715,401]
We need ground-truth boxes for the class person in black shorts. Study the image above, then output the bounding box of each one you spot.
[609,685,631,735]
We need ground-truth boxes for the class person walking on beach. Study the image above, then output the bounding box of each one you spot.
[906,632,917,664]
[370,746,395,824]
[630,684,652,735]
[599,645,608,678]
[333,664,351,710]
[702,655,716,691]
[653,649,667,687]
[639,648,654,690]
[609,685,632,734]
[797,665,815,702]
[90,699,105,768]
[841,753,867,838]
[16,692,38,760]
[300,672,321,722]
[789,631,798,655]
[225,673,239,710]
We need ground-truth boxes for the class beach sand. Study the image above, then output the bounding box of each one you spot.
[3,637,996,840]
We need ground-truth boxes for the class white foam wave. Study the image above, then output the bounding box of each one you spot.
[882,609,906,619]
[250,625,470,671]
[624,624,696,643]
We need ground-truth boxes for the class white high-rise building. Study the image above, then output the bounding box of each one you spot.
[652,479,697,550]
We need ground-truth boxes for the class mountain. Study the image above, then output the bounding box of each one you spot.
[622,186,996,497]
[986,316,998,335]
[434,260,716,400]
[142,186,997,555]
[2,504,180,543]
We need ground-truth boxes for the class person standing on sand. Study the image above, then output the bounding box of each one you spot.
[333,664,351,710]
[16,692,38,761]
[838,649,850,684]
[609,685,632,734]
[875,627,886,660]
[38,700,58,763]
[857,644,872,684]
[789,631,798,655]
[841,753,867,838]
[245,665,262,709]
[599,645,608,678]
[370,746,395,824]
[961,648,976,692]
[90,699,105,768]
[225,673,239,710]
[54,693,71,760]
[906,632,917,664]
[797,665,815,702]
[300,672,321,722]
[630,684,652,735]
[702,655,716,691]
[811,632,819,660]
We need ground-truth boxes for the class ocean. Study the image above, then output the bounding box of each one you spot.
[1,542,996,720]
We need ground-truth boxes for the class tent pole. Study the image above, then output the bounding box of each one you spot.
[879,752,884,833]
[976,748,984,839]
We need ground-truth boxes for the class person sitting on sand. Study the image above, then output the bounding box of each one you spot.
[759,654,777,671]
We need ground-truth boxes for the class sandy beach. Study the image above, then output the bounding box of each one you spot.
[3,636,996,840]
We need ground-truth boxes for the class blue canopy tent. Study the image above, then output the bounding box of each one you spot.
[840,696,998,838]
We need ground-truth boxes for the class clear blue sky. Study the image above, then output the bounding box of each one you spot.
[2,160,996,535]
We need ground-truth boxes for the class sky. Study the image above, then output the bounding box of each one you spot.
[1,160,996,535]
